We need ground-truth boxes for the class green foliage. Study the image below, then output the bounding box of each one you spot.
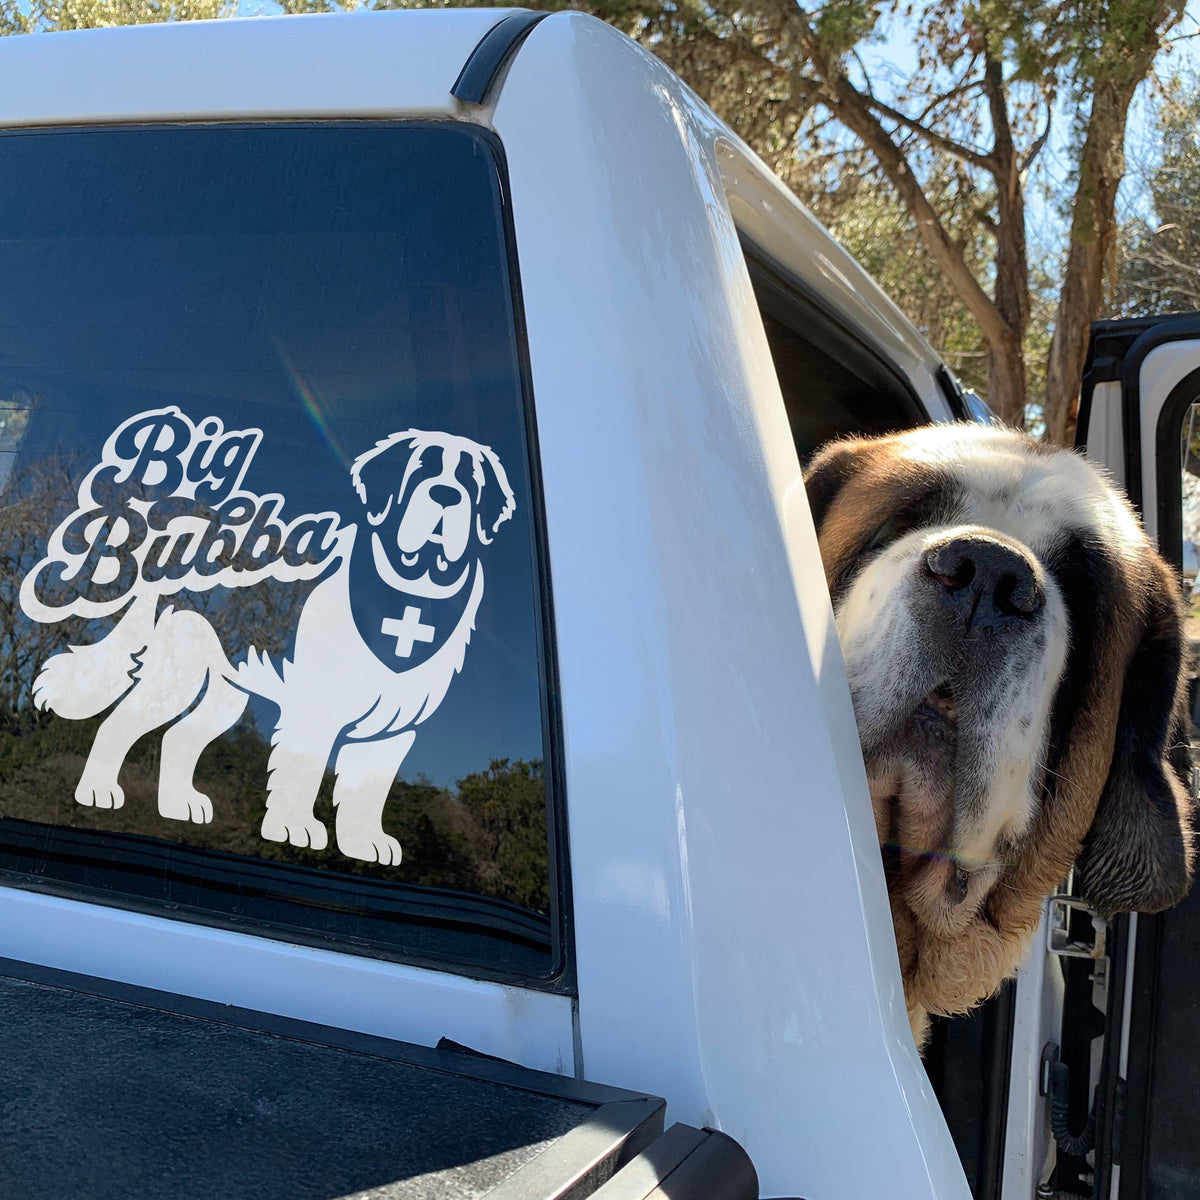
[0,1,28,33]
[4,0,232,31]
[957,0,1183,96]
[454,758,551,912]
[812,0,884,58]
[0,700,552,913]
[273,0,351,11]
[0,708,104,780]
[1114,71,1200,317]
[804,167,993,396]
[0,448,98,719]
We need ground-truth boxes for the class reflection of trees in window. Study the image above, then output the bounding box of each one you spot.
[0,390,35,494]
[386,760,549,914]
[0,453,91,718]
[1,455,549,915]
[0,709,548,913]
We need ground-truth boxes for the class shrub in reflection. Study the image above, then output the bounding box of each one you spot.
[0,710,549,916]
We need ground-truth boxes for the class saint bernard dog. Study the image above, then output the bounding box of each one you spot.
[27,423,514,866]
[805,422,1196,1047]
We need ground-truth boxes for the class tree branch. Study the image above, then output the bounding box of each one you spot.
[975,207,998,234]
[780,1,1014,355]
[684,24,787,81]
[862,92,994,173]
[1020,107,1053,174]
[913,73,985,128]
[981,47,1015,198]
[682,22,824,107]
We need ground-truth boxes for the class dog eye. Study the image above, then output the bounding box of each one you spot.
[864,517,903,554]
[954,866,970,903]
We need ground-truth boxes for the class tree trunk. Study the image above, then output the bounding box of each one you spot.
[986,332,1026,429]
[984,51,1029,429]
[1043,79,1140,445]
[820,81,1014,357]
[1044,3,1184,445]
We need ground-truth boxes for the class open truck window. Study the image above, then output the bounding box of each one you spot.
[739,244,933,459]
[0,122,567,987]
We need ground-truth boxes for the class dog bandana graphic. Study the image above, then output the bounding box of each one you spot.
[346,537,480,673]
[19,409,517,866]
[342,431,513,673]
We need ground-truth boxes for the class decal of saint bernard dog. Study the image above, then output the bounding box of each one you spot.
[19,407,514,865]
[806,423,1196,1048]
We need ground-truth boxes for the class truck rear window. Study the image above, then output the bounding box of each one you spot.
[0,122,566,986]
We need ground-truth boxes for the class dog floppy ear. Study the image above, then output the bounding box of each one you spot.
[351,430,423,525]
[473,444,516,546]
[1077,563,1196,915]
[803,437,868,533]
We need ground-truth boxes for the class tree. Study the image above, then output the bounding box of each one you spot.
[672,0,1180,441]
[284,0,1177,442]
[0,1,1180,438]
[0,0,229,32]
[639,0,1182,441]
[806,154,1006,398]
[1040,3,1185,443]
[1114,71,1200,317]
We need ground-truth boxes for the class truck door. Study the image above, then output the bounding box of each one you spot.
[1066,313,1200,1200]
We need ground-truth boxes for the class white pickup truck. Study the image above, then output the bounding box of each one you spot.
[1,10,1197,1200]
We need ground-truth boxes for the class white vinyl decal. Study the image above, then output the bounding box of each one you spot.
[19,407,516,865]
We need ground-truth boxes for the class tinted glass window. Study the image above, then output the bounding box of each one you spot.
[0,123,564,983]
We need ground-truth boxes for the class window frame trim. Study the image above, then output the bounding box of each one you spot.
[737,233,934,440]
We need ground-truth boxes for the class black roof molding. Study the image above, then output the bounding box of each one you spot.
[453,10,548,105]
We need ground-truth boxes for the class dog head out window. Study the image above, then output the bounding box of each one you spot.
[0,123,565,985]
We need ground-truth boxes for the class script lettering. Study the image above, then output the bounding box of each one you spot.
[20,406,350,622]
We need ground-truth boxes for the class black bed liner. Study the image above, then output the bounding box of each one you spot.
[0,958,757,1200]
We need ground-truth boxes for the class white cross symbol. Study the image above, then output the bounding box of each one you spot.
[380,606,435,658]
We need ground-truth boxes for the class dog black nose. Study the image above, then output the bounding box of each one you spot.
[428,484,460,507]
[925,534,1043,628]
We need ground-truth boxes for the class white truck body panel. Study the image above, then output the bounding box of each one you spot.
[0,10,507,124]
[0,2,581,1085]
[0,886,577,1073]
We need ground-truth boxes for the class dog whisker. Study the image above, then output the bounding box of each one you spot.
[1036,760,1075,786]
